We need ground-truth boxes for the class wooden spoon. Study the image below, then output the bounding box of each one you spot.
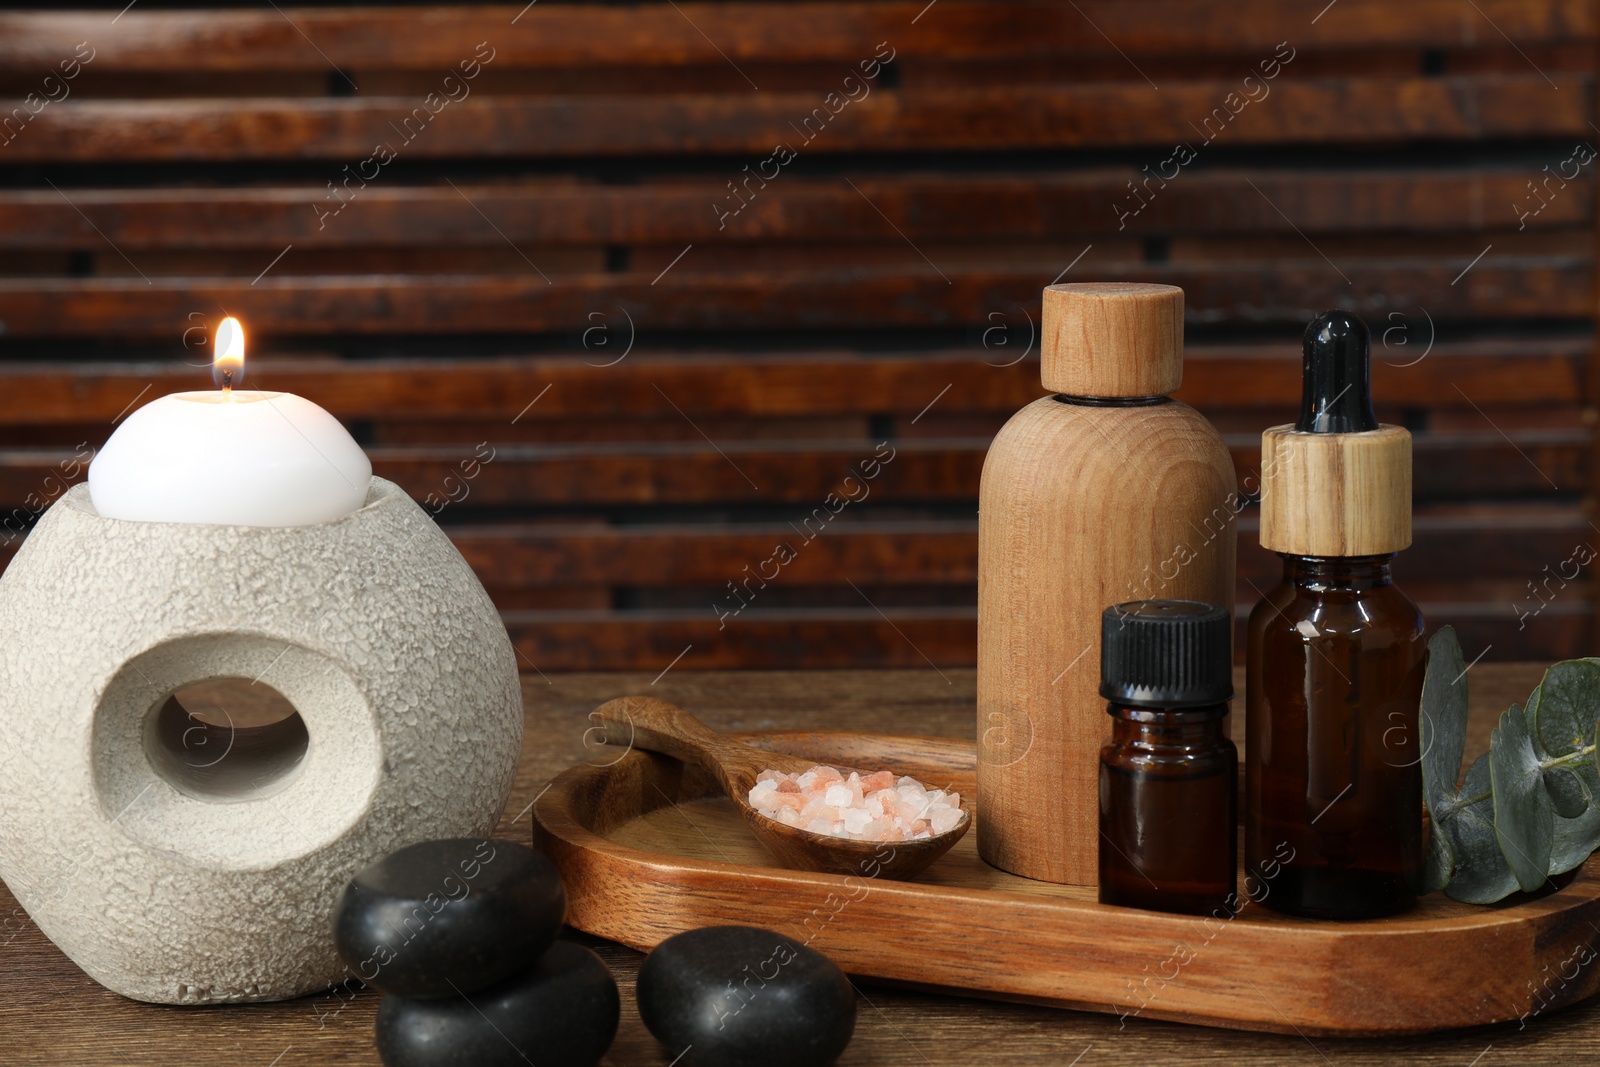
[588,695,970,880]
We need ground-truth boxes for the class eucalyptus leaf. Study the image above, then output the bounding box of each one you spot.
[1489,703,1555,892]
[1420,816,1454,895]
[1530,660,1600,825]
[1418,627,1469,895]
[1529,660,1600,761]
[1419,627,1468,819]
[1550,803,1600,874]
[1372,628,1600,904]
[1443,755,1522,904]
[1572,755,1600,804]
[1560,719,1600,872]
[1544,767,1590,819]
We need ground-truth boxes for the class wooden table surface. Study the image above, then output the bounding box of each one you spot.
[2,665,1594,1066]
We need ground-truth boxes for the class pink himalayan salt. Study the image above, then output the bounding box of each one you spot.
[748,765,964,842]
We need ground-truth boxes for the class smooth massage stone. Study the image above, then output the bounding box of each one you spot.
[335,838,564,998]
[637,926,856,1067]
[375,940,620,1067]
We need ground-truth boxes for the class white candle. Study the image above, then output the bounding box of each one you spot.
[88,318,372,527]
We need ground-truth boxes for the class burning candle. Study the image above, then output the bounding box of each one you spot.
[88,318,371,526]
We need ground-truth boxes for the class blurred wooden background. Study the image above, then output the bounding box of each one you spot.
[0,1,1593,670]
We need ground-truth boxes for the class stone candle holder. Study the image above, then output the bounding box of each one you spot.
[0,477,523,1005]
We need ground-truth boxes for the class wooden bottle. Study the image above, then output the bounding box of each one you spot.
[977,283,1237,886]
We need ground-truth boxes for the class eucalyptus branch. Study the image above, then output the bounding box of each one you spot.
[1543,747,1596,769]
[1419,627,1600,904]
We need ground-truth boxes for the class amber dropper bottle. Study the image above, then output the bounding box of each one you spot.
[1246,310,1425,919]
[1098,600,1236,916]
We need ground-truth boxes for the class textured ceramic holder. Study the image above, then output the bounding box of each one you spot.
[0,477,522,1004]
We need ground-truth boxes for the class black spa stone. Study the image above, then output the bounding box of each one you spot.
[637,925,856,1067]
[334,838,565,998]
[375,940,620,1067]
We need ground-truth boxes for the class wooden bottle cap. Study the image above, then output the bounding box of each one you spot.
[1258,424,1413,556]
[1040,282,1184,396]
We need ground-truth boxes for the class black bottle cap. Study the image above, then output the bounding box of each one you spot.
[1296,310,1379,434]
[1099,600,1233,708]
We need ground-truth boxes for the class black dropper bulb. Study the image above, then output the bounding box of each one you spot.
[1296,309,1379,434]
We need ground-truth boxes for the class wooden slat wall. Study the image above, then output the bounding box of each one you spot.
[0,1,1594,670]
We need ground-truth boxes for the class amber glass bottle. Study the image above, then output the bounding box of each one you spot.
[1246,556,1424,916]
[1246,311,1424,919]
[1098,600,1236,915]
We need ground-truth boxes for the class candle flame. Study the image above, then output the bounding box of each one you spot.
[213,317,245,392]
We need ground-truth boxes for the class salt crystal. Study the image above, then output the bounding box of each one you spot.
[745,764,965,843]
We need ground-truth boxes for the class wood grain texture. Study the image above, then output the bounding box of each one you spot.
[0,0,1589,682]
[346,431,1578,506]
[0,341,1582,425]
[454,509,1588,589]
[4,78,1588,163]
[0,258,1585,337]
[0,2,1589,71]
[1040,283,1184,396]
[495,590,1596,672]
[0,0,1588,679]
[452,521,982,588]
[977,396,1237,885]
[1258,424,1414,556]
[0,428,1580,513]
[584,695,970,878]
[0,171,1583,250]
[539,730,1600,1036]
[503,607,981,673]
[2,666,1592,1065]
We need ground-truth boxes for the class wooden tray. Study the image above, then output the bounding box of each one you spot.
[534,728,1600,1037]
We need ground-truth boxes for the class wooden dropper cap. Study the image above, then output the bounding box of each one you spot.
[1259,310,1412,557]
[1041,282,1184,396]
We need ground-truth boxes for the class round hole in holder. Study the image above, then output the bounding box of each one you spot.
[93,633,381,869]
[147,679,309,802]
